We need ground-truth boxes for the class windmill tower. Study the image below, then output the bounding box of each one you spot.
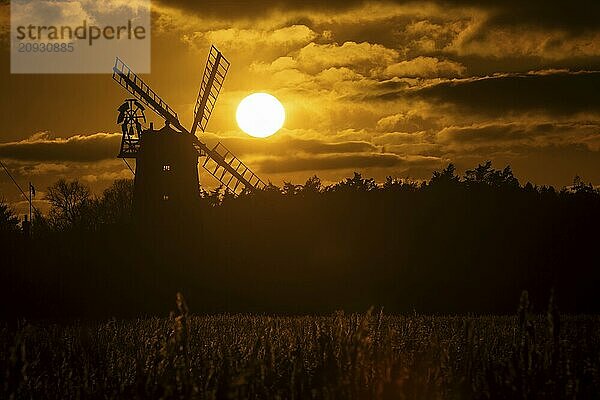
[112,46,266,221]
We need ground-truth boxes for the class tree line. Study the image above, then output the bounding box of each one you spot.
[1,161,599,318]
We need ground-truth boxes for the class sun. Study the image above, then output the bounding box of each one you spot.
[236,93,285,138]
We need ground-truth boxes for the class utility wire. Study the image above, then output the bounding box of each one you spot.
[0,159,39,214]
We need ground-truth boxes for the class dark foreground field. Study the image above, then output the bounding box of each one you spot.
[2,294,599,400]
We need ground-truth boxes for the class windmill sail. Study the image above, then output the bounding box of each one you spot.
[112,58,186,133]
[191,46,230,135]
[112,53,265,195]
[199,141,266,194]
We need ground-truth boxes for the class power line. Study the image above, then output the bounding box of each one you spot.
[0,159,39,214]
[1,159,28,201]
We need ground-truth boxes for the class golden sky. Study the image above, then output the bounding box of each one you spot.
[1,0,600,212]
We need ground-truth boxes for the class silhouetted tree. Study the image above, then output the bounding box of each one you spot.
[301,175,322,195]
[264,182,282,194]
[464,161,519,189]
[282,181,301,196]
[523,182,536,193]
[30,208,51,237]
[429,163,460,187]
[97,179,134,225]
[383,176,420,193]
[331,172,377,192]
[2,162,600,318]
[45,179,91,229]
[570,175,596,195]
[542,185,557,195]
[464,161,494,185]
[0,200,19,233]
[201,186,225,207]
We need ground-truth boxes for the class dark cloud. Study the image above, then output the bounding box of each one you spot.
[0,133,121,162]
[435,121,600,166]
[155,0,367,19]
[376,112,441,133]
[408,71,600,116]
[471,0,600,32]
[256,152,440,173]
[205,134,378,157]
[442,55,600,77]
[158,0,600,32]
[438,123,546,144]
[0,131,384,168]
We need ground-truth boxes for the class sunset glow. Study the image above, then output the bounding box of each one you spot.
[236,93,285,138]
[0,0,599,206]
[1,1,600,397]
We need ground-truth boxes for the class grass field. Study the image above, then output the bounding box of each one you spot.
[2,294,599,399]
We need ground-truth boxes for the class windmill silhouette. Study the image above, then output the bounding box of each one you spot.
[113,46,266,219]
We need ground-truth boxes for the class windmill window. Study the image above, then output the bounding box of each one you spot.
[163,194,169,201]
[162,165,171,172]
